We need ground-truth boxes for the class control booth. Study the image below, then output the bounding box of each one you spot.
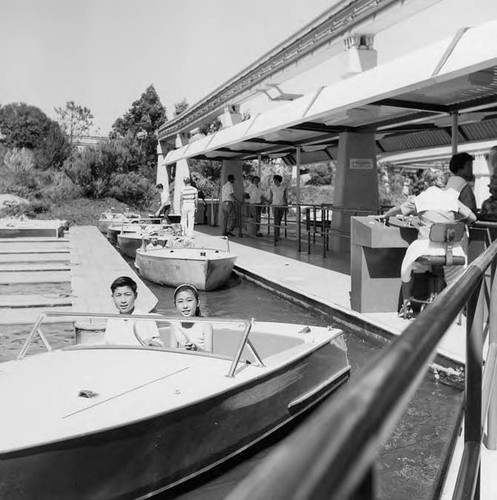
[350,215,418,313]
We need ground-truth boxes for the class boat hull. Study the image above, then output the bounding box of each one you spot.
[0,339,349,500]
[135,248,237,291]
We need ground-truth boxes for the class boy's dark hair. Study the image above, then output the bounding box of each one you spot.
[111,276,137,295]
[156,183,163,189]
[227,174,235,182]
[449,152,474,174]
[273,174,283,183]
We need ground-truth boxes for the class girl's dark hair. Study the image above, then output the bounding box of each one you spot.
[111,276,137,295]
[174,283,201,317]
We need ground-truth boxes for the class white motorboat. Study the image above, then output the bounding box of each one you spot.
[135,237,237,291]
[117,224,176,259]
[0,311,350,499]
[0,216,67,238]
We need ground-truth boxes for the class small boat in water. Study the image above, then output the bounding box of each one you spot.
[0,311,350,499]
[135,237,237,291]
[106,222,143,246]
[97,210,140,235]
[0,216,67,238]
[117,224,176,259]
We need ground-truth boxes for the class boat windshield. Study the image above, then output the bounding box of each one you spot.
[17,312,264,377]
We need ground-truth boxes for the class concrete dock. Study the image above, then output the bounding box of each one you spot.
[195,227,466,366]
[0,227,157,328]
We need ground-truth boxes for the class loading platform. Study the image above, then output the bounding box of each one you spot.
[0,227,157,327]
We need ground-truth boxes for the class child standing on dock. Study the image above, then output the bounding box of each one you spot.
[170,284,213,352]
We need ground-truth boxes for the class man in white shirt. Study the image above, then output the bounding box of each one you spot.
[268,175,287,241]
[221,174,241,236]
[180,177,198,238]
[245,175,263,236]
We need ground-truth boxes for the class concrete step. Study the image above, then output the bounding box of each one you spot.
[0,294,72,308]
[0,249,70,255]
[0,306,73,325]
[0,271,71,284]
[0,253,70,263]
[0,243,70,253]
[0,263,71,272]
[0,237,69,243]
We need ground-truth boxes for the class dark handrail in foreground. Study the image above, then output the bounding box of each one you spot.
[227,239,497,500]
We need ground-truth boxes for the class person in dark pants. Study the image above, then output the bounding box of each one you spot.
[245,175,263,236]
[268,175,287,241]
[220,175,241,236]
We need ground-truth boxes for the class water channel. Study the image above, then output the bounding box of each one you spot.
[0,265,463,499]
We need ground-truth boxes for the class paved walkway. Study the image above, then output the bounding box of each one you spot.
[196,225,466,365]
[69,226,157,313]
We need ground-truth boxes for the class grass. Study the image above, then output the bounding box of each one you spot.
[0,197,148,226]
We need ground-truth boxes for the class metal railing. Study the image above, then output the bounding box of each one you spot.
[240,202,381,256]
[17,311,264,378]
[226,228,497,499]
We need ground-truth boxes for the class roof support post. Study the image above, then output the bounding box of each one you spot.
[296,147,302,252]
[451,111,459,155]
[156,141,171,200]
[172,133,191,214]
[331,131,379,253]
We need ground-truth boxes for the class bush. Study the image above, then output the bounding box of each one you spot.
[0,148,40,197]
[108,172,155,208]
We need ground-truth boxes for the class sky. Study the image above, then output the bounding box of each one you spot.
[1,0,497,136]
[0,0,335,134]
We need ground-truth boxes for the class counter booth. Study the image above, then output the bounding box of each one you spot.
[351,216,497,314]
[351,216,418,313]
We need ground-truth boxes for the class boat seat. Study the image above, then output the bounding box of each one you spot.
[416,222,466,267]
[401,222,466,319]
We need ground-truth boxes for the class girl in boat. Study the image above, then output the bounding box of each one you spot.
[170,284,213,352]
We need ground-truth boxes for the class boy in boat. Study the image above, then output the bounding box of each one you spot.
[103,276,163,346]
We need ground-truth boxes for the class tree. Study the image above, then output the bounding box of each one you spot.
[198,117,222,136]
[0,103,52,149]
[0,102,70,170]
[174,99,189,117]
[110,85,167,181]
[54,101,94,146]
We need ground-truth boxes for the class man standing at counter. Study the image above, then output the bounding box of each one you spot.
[446,152,477,215]
[380,170,476,319]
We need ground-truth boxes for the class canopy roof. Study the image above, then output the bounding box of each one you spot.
[164,19,497,167]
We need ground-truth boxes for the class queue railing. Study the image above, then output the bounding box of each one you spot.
[240,203,382,256]
[226,227,497,500]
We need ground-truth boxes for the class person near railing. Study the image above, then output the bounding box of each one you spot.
[221,174,241,237]
[103,276,163,347]
[154,183,171,222]
[268,174,288,241]
[446,152,477,214]
[481,176,497,217]
[380,169,476,318]
[169,284,213,352]
[244,175,264,237]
